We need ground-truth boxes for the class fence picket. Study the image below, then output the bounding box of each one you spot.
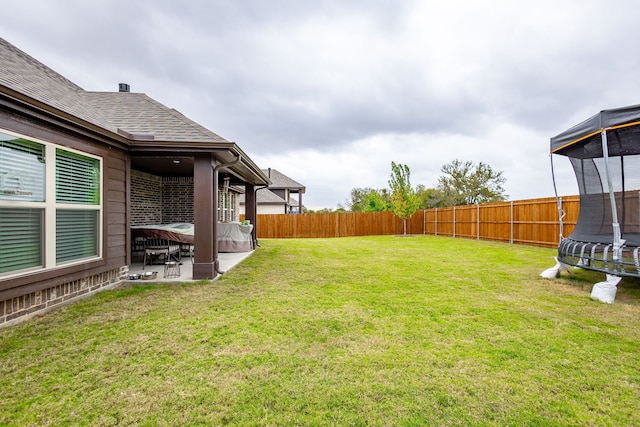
[248,195,580,248]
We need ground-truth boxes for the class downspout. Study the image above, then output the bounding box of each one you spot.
[601,129,624,264]
[212,155,242,275]
[252,184,269,248]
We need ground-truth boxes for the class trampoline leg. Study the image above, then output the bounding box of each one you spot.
[540,257,571,279]
[590,274,622,304]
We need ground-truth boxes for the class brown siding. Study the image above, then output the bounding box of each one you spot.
[0,106,129,326]
[105,150,127,269]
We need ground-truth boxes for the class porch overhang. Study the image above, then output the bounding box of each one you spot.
[129,140,269,280]
[129,141,269,186]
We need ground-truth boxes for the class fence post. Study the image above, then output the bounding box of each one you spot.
[423,209,426,235]
[435,208,438,236]
[254,196,577,247]
[477,204,480,240]
[510,200,514,244]
[453,206,456,238]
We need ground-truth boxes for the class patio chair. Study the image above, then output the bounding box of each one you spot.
[180,243,194,263]
[142,238,180,269]
[131,236,145,258]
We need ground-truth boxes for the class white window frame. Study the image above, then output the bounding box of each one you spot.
[0,129,103,278]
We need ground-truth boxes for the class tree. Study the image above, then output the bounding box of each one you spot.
[437,159,507,206]
[388,161,419,235]
[363,189,390,212]
[345,187,389,212]
[415,184,445,209]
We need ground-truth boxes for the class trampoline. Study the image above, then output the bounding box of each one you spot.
[548,104,640,280]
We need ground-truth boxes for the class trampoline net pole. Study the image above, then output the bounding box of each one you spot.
[550,153,565,242]
[601,130,623,261]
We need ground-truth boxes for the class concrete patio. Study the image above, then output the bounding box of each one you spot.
[125,251,254,283]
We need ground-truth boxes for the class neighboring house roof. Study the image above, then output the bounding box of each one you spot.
[262,168,305,193]
[239,168,305,209]
[256,189,288,205]
[238,190,287,206]
[240,168,305,206]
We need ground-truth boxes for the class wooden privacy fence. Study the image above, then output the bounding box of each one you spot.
[253,195,580,248]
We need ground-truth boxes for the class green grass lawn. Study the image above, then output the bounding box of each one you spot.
[1,236,639,426]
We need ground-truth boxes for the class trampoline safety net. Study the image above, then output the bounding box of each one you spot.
[553,115,640,277]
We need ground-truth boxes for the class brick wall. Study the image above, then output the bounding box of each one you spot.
[131,171,195,225]
[0,266,127,327]
[130,170,244,225]
[131,170,163,225]
[162,176,194,223]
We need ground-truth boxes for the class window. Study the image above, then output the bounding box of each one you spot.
[0,208,43,273]
[217,189,236,222]
[0,137,45,202]
[0,130,102,277]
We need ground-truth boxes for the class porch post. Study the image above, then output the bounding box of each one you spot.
[193,153,217,279]
[245,183,257,248]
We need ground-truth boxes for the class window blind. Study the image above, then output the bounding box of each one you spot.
[0,208,43,273]
[56,210,98,263]
[0,137,45,202]
[56,149,100,204]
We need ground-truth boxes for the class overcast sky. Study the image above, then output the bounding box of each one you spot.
[4,0,640,209]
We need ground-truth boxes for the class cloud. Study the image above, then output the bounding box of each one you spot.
[2,0,638,209]
[255,124,578,210]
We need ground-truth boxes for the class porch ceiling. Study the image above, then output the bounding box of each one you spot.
[131,154,267,186]
[132,155,193,176]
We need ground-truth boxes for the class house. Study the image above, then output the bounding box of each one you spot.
[0,37,269,327]
[239,168,306,215]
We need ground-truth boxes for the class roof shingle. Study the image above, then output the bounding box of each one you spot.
[262,168,305,191]
[0,37,229,144]
[83,92,228,142]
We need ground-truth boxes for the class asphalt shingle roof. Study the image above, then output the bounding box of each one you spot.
[262,168,305,191]
[238,190,287,205]
[256,189,288,204]
[0,37,229,144]
[83,92,228,142]
[0,37,114,131]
